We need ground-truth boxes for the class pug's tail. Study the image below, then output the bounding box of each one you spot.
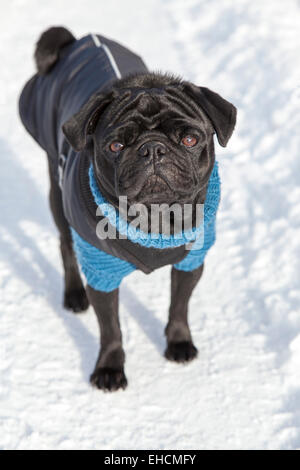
[34,26,76,75]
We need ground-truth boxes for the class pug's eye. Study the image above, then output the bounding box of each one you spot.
[110,142,124,152]
[181,135,198,147]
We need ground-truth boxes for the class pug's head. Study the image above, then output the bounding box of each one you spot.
[62,73,236,214]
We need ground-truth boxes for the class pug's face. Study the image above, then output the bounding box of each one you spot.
[63,74,236,211]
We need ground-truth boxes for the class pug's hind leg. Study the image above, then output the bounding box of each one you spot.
[165,265,204,362]
[48,158,89,313]
[60,235,89,312]
[86,285,127,392]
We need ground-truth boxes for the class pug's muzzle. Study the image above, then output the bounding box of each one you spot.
[116,137,198,205]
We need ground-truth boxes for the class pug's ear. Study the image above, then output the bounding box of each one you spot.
[62,91,114,151]
[182,83,237,147]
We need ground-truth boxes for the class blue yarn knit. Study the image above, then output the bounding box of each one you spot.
[89,165,208,247]
[174,163,221,271]
[71,228,136,292]
[71,163,221,292]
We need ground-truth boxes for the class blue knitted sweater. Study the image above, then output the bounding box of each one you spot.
[19,32,221,292]
[71,162,221,292]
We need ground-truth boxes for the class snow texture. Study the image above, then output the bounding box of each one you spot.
[0,0,300,450]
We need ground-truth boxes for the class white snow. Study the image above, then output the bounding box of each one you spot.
[1,0,300,450]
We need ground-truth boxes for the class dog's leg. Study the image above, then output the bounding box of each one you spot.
[165,264,204,362]
[86,285,127,392]
[48,159,89,312]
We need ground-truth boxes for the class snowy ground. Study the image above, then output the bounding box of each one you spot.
[0,0,300,450]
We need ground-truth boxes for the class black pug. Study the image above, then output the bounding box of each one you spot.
[19,27,236,392]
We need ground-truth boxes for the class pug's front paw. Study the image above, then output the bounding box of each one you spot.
[90,367,128,392]
[165,341,198,363]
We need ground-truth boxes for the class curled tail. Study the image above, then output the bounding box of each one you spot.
[34,26,76,75]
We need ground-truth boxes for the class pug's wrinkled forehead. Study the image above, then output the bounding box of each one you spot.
[62,73,237,152]
[101,86,213,134]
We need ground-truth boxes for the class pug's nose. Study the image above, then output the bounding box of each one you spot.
[138,141,166,159]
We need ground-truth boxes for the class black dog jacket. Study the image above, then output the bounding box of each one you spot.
[19,34,220,290]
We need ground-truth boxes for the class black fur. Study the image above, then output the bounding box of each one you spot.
[35,26,75,75]
[24,27,236,392]
[62,72,236,152]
